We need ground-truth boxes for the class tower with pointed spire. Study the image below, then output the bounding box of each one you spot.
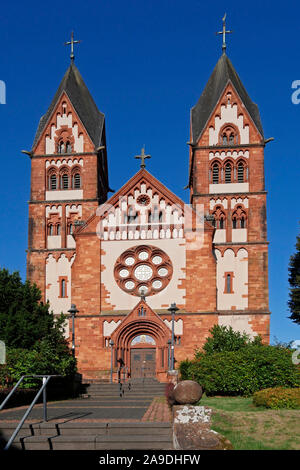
[26,47,109,321]
[188,18,270,324]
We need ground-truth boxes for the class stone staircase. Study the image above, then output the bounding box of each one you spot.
[1,379,173,450]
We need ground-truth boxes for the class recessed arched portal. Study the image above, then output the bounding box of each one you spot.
[111,304,171,381]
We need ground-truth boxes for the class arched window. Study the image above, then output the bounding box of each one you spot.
[226,274,232,293]
[212,163,220,184]
[128,206,138,224]
[49,173,57,190]
[56,224,61,235]
[61,173,69,190]
[66,141,72,153]
[57,141,65,154]
[212,205,226,229]
[237,162,245,182]
[61,279,66,298]
[48,224,53,236]
[225,162,232,183]
[219,126,239,146]
[72,173,81,189]
[232,205,247,229]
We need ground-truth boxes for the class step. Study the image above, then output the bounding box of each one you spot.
[16,434,173,450]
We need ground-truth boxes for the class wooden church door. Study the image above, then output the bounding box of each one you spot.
[130,348,156,378]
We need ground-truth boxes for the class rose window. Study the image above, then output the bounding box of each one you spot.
[114,245,173,297]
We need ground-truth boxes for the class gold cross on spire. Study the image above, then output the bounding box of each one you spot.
[65,31,81,62]
[134,147,151,169]
[216,14,233,53]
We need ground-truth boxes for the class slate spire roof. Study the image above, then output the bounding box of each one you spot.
[32,62,105,150]
[191,53,264,143]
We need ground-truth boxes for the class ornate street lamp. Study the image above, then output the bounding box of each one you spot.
[109,339,114,383]
[168,302,179,370]
[68,304,79,357]
[167,339,171,370]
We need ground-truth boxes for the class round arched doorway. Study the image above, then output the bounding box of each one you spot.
[111,308,171,381]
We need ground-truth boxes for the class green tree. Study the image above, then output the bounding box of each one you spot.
[197,324,262,357]
[0,268,58,348]
[288,232,300,325]
[0,268,76,386]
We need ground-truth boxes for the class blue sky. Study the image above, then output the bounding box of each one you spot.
[0,0,299,344]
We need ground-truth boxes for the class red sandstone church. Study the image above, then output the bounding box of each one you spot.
[26,35,270,382]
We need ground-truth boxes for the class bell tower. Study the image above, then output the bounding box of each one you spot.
[26,39,109,317]
[188,19,270,338]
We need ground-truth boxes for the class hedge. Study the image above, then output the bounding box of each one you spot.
[253,387,300,409]
[179,345,300,396]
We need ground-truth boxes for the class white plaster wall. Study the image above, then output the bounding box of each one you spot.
[45,112,84,154]
[46,158,84,168]
[209,103,249,145]
[163,319,183,335]
[46,205,62,218]
[231,197,248,209]
[209,183,249,194]
[47,235,61,249]
[67,235,76,248]
[209,150,249,161]
[210,198,228,210]
[101,239,186,311]
[46,190,83,201]
[45,254,76,320]
[218,314,256,339]
[213,229,226,243]
[215,248,248,310]
[103,320,122,337]
[232,229,247,243]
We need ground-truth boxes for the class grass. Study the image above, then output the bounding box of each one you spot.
[199,395,300,450]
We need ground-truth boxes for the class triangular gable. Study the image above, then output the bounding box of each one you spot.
[33,91,96,154]
[110,298,171,345]
[75,168,187,236]
[32,63,105,153]
[191,53,264,144]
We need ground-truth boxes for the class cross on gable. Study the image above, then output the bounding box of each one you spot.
[65,31,81,62]
[134,147,151,169]
[216,13,233,53]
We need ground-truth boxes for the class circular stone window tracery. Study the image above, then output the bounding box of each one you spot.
[114,245,173,297]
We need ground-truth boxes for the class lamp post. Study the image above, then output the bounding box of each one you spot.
[168,302,179,370]
[68,304,79,357]
[167,339,171,370]
[109,339,114,383]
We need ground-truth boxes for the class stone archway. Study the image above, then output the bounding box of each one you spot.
[111,300,171,382]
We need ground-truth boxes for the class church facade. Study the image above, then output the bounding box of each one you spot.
[26,48,270,382]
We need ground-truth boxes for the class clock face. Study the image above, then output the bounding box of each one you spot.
[114,245,173,297]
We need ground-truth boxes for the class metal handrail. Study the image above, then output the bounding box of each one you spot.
[0,374,61,450]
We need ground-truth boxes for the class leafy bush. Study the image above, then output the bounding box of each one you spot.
[197,324,262,357]
[253,387,300,409]
[182,345,300,396]
[0,341,77,389]
[179,359,193,380]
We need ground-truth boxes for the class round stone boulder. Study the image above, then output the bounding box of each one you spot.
[173,380,203,405]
